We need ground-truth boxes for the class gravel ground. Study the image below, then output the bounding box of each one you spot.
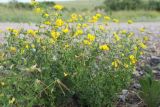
[0,22,160,41]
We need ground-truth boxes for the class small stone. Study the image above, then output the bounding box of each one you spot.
[133,83,141,89]
[154,63,160,71]
[119,95,126,102]
[133,71,140,76]
[150,56,160,66]
[152,70,158,73]
[122,89,129,95]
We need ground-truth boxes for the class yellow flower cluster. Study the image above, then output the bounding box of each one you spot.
[99,44,110,51]
[27,29,37,37]
[113,32,120,41]
[129,55,137,64]
[10,47,16,53]
[87,34,95,42]
[54,4,64,10]
[51,30,60,41]
[83,34,96,45]
[112,59,120,68]
[75,29,83,36]
[55,19,64,27]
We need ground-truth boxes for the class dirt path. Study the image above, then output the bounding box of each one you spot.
[0,22,160,42]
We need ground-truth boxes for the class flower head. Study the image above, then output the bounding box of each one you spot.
[128,20,133,24]
[87,34,95,42]
[55,19,64,27]
[104,16,111,21]
[54,4,63,10]
[99,44,110,51]
[10,47,17,53]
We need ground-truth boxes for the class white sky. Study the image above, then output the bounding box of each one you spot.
[0,0,74,3]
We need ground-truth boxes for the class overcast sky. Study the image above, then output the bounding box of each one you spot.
[0,0,74,3]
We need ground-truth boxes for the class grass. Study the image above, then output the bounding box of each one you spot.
[0,6,41,23]
[55,0,104,11]
[0,0,159,23]
[109,10,160,22]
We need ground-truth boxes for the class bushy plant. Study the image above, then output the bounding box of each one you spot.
[148,0,160,11]
[103,0,160,11]
[104,0,143,11]
[139,65,160,107]
[0,1,148,107]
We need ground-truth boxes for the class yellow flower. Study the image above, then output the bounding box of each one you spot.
[113,32,120,41]
[120,30,127,34]
[143,36,149,41]
[55,19,64,27]
[62,28,69,33]
[139,28,145,32]
[113,19,119,23]
[51,30,60,41]
[7,27,13,31]
[124,63,129,68]
[96,13,102,18]
[83,40,91,45]
[71,13,78,21]
[139,42,147,49]
[99,25,105,31]
[35,8,42,13]
[128,32,134,37]
[27,29,36,36]
[75,29,83,36]
[99,44,110,51]
[112,61,118,68]
[129,55,137,64]
[104,16,111,21]
[9,97,16,104]
[44,21,51,25]
[44,13,49,18]
[12,29,19,36]
[87,34,95,42]
[54,4,63,10]
[134,46,138,51]
[10,47,16,53]
[82,24,88,28]
[90,15,98,23]
[76,23,81,29]
[128,20,133,24]
[64,44,70,49]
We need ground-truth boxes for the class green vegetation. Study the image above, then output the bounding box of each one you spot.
[0,2,148,107]
[0,5,159,22]
[103,0,160,11]
[55,0,104,11]
[109,10,160,22]
[139,65,160,107]
[0,6,41,23]
[0,0,159,22]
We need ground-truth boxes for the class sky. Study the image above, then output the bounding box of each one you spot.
[0,0,74,3]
